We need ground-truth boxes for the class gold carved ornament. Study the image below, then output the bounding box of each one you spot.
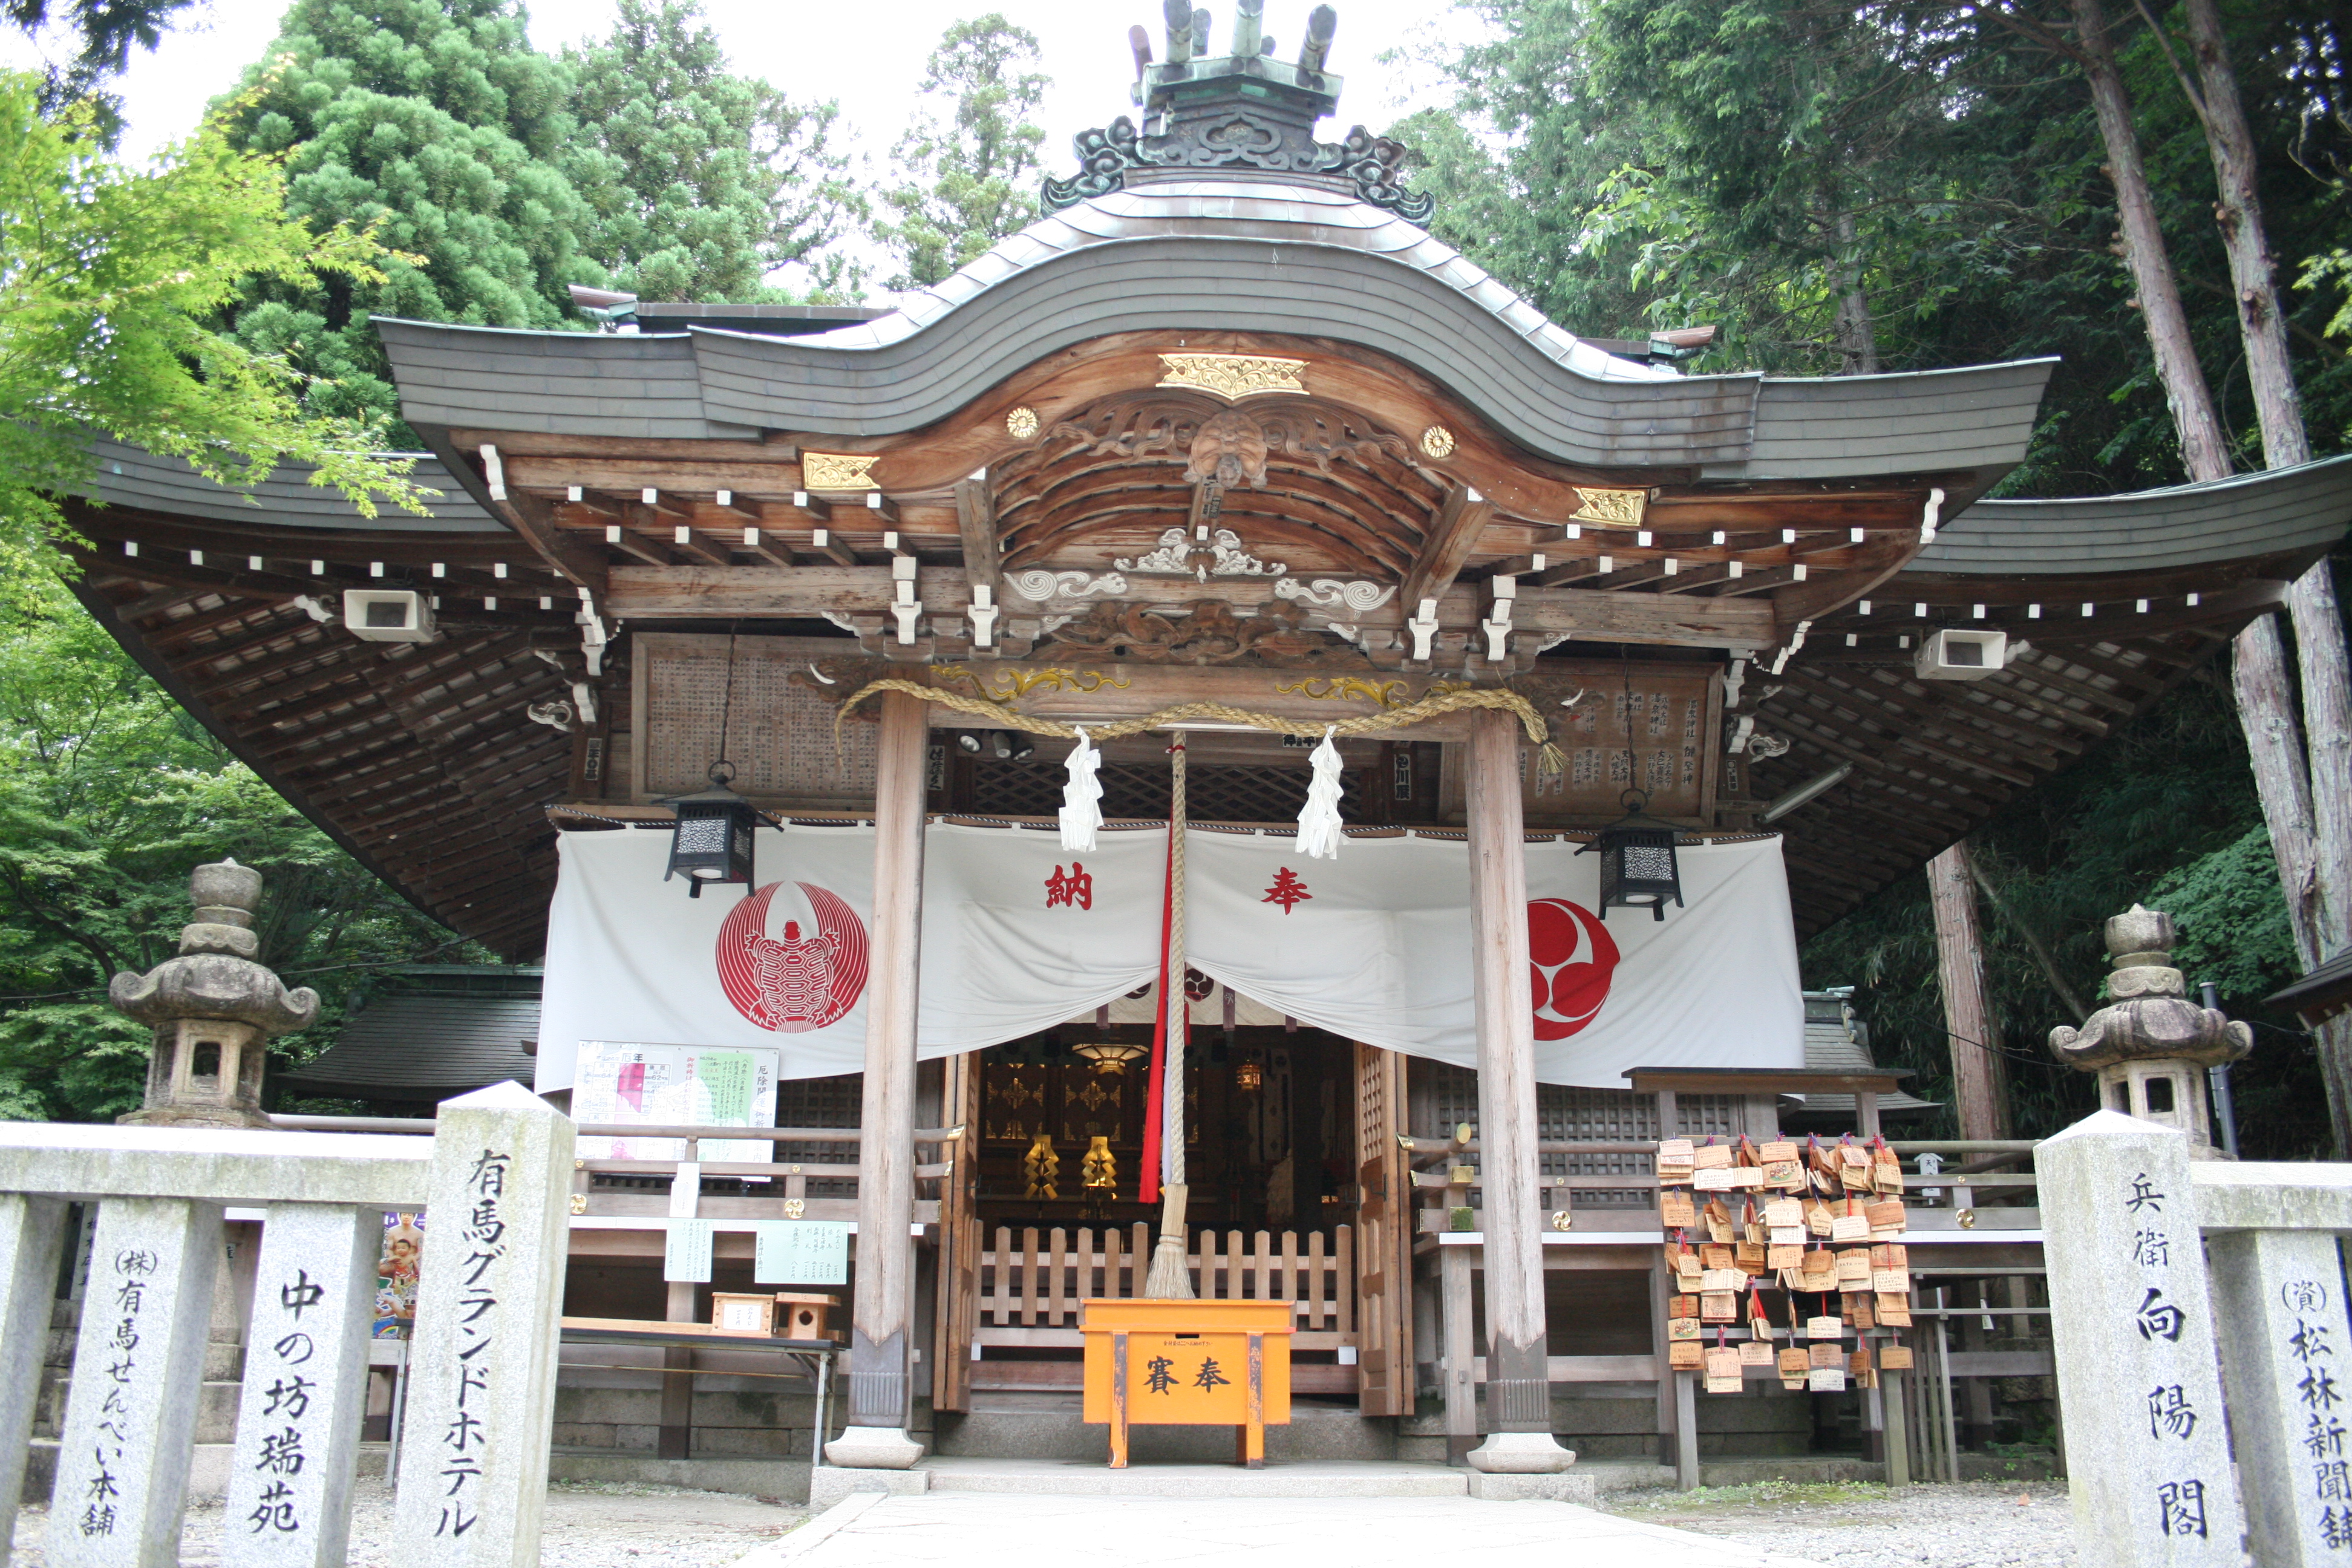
[800,452,881,491]
[1567,486,1651,527]
[834,678,1566,775]
[1006,406,1040,439]
[1419,425,1455,459]
[1273,675,1411,709]
[933,663,1132,702]
[1155,353,1308,400]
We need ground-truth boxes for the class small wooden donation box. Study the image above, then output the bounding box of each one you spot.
[1080,1298,1292,1468]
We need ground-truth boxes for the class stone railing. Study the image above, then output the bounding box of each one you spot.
[2040,1109,2352,1566]
[0,1082,571,1568]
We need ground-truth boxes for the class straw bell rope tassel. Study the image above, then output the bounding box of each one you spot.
[833,681,1566,776]
[1143,737,1195,1301]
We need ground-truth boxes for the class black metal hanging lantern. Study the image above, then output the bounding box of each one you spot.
[1578,788,1684,921]
[662,761,771,897]
[659,630,774,897]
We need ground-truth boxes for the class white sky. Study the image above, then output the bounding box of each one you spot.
[1,0,1475,169]
[0,0,1484,297]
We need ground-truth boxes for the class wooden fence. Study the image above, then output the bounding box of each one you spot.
[969,1224,1359,1393]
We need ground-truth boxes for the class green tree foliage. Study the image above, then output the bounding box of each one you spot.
[874,14,1049,291]
[0,68,419,561]
[1800,671,2326,1157]
[216,0,595,434]
[0,572,478,1123]
[1399,0,2352,489]
[559,0,860,302]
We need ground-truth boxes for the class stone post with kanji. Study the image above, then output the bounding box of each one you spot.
[2038,1111,2245,1566]
[222,1203,385,1568]
[2206,1224,2352,1564]
[390,1083,574,1564]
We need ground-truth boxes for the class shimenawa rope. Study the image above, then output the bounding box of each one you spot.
[833,680,1566,774]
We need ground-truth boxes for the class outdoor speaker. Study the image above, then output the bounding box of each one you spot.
[341,589,437,643]
[1913,628,2006,681]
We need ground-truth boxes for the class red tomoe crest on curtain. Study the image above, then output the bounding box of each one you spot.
[1527,897,1621,1041]
[715,881,869,1032]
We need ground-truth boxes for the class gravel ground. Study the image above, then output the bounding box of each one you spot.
[9,1478,811,1567]
[1609,1479,2077,1567]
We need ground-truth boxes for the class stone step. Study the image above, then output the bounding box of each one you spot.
[913,1455,1574,1500]
[548,1449,807,1501]
[933,1403,1396,1465]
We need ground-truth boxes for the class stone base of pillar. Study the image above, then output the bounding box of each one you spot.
[117,1103,273,1130]
[822,1425,925,1470]
[1465,1431,1576,1474]
[809,1463,930,1512]
[1465,1469,1594,1503]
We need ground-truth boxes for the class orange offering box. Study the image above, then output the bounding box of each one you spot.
[1080,1298,1292,1468]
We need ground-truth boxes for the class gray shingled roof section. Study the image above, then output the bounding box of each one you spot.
[373,178,2051,479]
[1741,359,2057,482]
[82,439,502,534]
[1781,995,1936,1119]
[278,995,541,1097]
[1919,453,2352,576]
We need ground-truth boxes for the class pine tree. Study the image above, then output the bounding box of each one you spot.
[874,14,1048,292]
[560,0,860,302]
[216,0,597,433]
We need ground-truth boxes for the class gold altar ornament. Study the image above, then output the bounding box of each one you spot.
[1082,1136,1117,1187]
[1567,486,1650,527]
[1156,353,1308,400]
[1024,1131,1060,1200]
[1006,405,1040,439]
[800,452,881,491]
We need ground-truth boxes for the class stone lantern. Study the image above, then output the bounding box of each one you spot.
[2048,904,2249,1157]
[109,858,319,1128]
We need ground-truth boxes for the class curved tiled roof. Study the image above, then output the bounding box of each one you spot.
[1921,454,2352,575]
[80,439,501,532]
[376,178,2051,481]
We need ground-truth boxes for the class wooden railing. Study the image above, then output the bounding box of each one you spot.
[973,1224,1356,1351]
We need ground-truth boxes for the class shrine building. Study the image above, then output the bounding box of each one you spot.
[52,2,2352,1493]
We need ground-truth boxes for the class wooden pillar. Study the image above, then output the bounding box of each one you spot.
[659,1279,697,1459]
[1927,843,2008,1140]
[834,689,927,1465]
[1463,710,1568,1469]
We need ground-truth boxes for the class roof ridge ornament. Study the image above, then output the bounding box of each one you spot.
[1042,4,1434,223]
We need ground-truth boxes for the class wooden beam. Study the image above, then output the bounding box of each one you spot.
[955,477,1001,590]
[600,524,675,569]
[1508,587,1773,651]
[1399,487,1491,613]
[664,526,733,569]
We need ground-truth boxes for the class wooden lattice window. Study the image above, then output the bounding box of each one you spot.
[777,1071,862,1198]
[1414,1065,1663,1209]
[632,633,878,806]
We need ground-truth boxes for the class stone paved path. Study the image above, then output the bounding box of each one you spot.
[746,1491,1828,1567]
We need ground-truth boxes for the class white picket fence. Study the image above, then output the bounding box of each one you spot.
[0,1082,570,1568]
